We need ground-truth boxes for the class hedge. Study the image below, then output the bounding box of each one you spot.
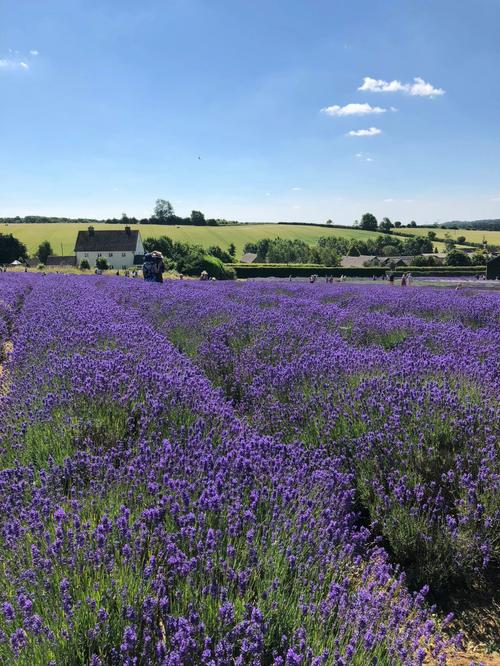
[229,263,486,279]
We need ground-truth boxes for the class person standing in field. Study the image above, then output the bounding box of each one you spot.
[407,272,412,286]
[401,273,407,287]
[142,251,165,283]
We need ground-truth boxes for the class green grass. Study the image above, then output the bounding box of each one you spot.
[0,221,440,258]
[4,222,499,258]
[398,227,500,246]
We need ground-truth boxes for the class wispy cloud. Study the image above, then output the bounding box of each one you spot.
[29,50,39,56]
[321,102,387,116]
[0,58,29,70]
[355,152,374,162]
[291,187,302,191]
[348,127,381,137]
[359,76,445,97]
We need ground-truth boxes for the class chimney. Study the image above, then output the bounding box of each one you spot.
[88,225,95,236]
[125,225,131,235]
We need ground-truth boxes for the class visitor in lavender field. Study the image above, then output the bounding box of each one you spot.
[142,251,165,283]
[401,273,407,287]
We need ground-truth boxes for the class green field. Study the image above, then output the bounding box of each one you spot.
[1,222,394,258]
[399,227,500,246]
[0,222,461,258]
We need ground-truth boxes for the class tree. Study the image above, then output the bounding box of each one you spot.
[0,233,28,264]
[207,245,233,263]
[228,243,236,258]
[379,217,393,232]
[153,199,175,222]
[80,259,90,270]
[445,250,471,266]
[95,257,109,270]
[470,252,487,266]
[394,221,402,228]
[456,235,466,244]
[243,242,258,254]
[409,220,417,228]
[37,241,53,264]
[326,219,333,225]
[359,213,378,231]
[190,210,206,225]
[347,244,360,256]
[427,231,437,241]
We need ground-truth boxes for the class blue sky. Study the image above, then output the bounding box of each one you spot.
[1,0,499,224]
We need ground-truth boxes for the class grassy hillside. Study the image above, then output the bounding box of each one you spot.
[1,222,405,257]
[400,227,500,246]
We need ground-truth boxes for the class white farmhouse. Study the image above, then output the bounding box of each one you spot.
[74,226,144,269]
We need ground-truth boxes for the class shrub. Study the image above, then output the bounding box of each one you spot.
[181,253,235,279]
[95,257,109,270]
[446,250,471,266]
[80,259,90,270]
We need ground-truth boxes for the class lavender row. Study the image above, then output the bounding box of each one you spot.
[111,279,499,595]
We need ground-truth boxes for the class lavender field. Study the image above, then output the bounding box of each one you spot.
[0,273,498,666]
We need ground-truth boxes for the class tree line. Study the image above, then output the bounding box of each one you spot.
[0,200,237,227]
[243,233,436,265]
[243,233,489,267]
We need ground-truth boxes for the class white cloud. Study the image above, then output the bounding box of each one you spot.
[321,102,387,116]
[29,50,39,56]
[0,58,29,70]
[265,192,271,196]
[490,196,500,202]
[359,76,445,97]
[384,198,395,202]
[291,187,302,191]
[292,205,301,209]
[348,127,381,137]
[355,152,374,162]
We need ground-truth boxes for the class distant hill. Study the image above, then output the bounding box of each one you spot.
[441,219,500,231]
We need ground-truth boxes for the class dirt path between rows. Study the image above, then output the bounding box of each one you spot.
[0,340,13,396]
[445,652,500,665]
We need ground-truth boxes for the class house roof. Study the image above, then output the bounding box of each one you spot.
[340,255,376,268]
[74,228,140,252]
[46,256,77,266]
[380,256,414,266]
[239,252,258,264]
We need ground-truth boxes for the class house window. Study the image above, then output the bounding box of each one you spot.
[97,253,102,257]
[108,252,113,257]
[84,252,89,258]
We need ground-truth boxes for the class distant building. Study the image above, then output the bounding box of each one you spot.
[486,255,500,280]
[239,252,258,264]
[379,256,414,268]
[46,256,77,267]
[340,255,376,268]
[74,226,144,269]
